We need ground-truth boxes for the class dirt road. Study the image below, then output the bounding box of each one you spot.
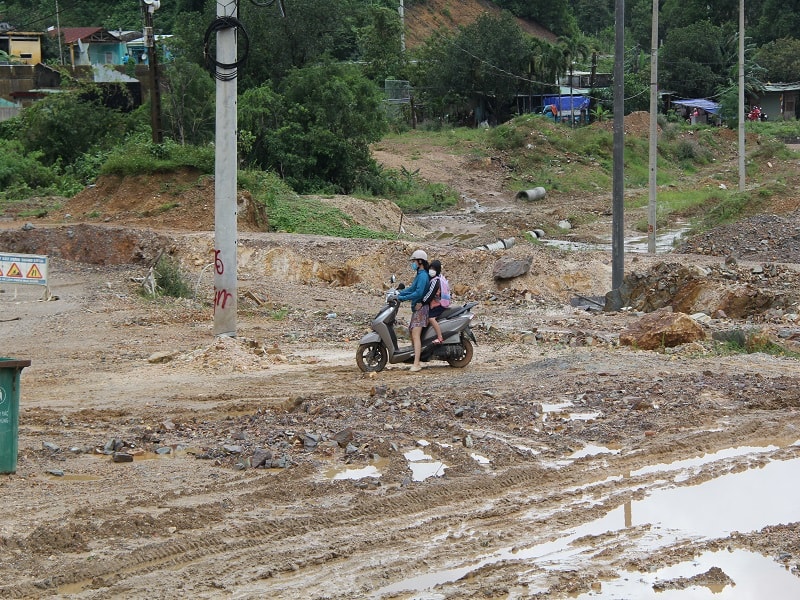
[2,130,800,599]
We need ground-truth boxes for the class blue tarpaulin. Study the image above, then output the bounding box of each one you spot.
[673,98,720,114]
[543,95,591,113]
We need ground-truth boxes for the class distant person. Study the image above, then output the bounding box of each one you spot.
[422,260,446,344]
[397,249,430,372]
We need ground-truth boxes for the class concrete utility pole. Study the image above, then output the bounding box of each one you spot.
[213,1,238,337]
[738,0,745,191]
[399,0,405,53]
[142,0,163,144]
[647,0,659,254]
[612,0,625,290]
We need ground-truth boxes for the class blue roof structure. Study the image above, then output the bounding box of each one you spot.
[673,98,720,114]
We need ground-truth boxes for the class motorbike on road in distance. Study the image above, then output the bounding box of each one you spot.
[355,283,478,373]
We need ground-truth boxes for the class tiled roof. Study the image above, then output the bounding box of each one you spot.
[60,27,103,44]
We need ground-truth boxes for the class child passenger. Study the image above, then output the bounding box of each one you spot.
[422,260,445,344]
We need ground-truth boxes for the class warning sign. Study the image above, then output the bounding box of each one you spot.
[0,253,48,286]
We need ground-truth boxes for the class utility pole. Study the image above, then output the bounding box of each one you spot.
[55,0,63,65]
[647,0,659,253]
[399,0,405,53]
[142,0,163,144]
[213,1,238,337]
[612,0,625,290]
[738,0,745,191]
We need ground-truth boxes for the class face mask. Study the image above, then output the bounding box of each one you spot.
[428,269,436,277]
[410,261,418,272]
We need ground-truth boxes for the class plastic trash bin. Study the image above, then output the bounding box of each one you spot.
[0,358,31,474]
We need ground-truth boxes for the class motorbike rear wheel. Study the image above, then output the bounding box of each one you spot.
[447,337,473,368]
[356,342,388,372]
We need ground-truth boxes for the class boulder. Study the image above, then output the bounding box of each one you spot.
[619,308,706,350]
[492,256,532,280]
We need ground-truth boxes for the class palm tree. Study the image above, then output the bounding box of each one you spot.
[558,34,590,126]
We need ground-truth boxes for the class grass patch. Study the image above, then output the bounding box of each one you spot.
[240,169,391,238]
[140,255,192,299]
[101,135,214,176]
[711,329,800,358]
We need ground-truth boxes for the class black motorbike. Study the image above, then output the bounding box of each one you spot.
[355,287,478,373]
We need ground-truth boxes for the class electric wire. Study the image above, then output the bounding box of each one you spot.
[203,14,249,81]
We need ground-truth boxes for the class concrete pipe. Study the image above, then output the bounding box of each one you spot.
[515,187,546,201]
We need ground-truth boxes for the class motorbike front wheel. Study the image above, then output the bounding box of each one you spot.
[356,342,388,372]
[447,337,474,368]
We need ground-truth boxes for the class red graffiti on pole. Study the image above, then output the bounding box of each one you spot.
[214,249,224,274]
[214,288,232,313]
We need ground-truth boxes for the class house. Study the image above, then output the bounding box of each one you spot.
[0,30,44,64]
[60,27,126,67]
[755,83,800,121]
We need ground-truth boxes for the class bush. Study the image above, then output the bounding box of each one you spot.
[151,255,192,298]
[101,135,214,176]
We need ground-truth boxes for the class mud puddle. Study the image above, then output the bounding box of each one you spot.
[542,223,689,254]
[376,448,800,598]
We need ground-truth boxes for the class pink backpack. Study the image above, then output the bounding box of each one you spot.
[438,274,451,307]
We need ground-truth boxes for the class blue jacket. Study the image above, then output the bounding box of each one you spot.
[397,270,430,305]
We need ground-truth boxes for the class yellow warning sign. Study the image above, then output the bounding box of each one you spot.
[26,264,42,279]
[6,263,22,278]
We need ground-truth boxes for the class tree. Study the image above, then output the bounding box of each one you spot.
[356,4,406,82]
[659,20,729,99]
[161,57,215,145]
[14,85,136,166]
[414,13,532,124]
[239,62,388,193]
[755,38,800,83]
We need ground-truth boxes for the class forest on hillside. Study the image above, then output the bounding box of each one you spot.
[2,0,799,202]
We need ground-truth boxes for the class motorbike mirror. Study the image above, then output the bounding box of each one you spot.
[390,274,396,284]
[397,283,405,290]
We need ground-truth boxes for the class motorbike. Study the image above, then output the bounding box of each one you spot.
[355,284,478,373]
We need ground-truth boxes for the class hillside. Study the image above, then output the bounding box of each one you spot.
[403,0,558,49]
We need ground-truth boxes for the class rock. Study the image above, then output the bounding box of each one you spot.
[557,220,572,230]
[147,351,176,364]
[112,452,134,463]
[47,469,65,476]
[42,441,60,452]
[492,257,532,280]
[303,433,321,449]
[333,428,354,447]
[251,448,273,467]
[21,222,35,231]
[345,442,359,455]
[223,444,243,454]
[619,309,706,350]
[155,446,172,455]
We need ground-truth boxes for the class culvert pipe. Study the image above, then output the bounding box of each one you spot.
[515,187,546,201]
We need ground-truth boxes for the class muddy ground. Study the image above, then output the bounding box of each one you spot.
[1,124,800,599]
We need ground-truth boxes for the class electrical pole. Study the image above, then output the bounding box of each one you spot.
[647,0,659,253]
[612,0,625,290]
[55,0,63,65]
[738,0,745,191]
[143,0,163,144]
[399,0,405,53]
[213,1,238,337]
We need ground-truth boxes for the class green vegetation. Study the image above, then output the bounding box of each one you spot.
[101,136,215,176]
[149,255,193,299]
[711,329,800,359]
[240,170,387,238]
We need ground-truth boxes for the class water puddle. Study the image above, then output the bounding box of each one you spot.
[404,448,447,482]
[329,465,381,481]
[569,444,620,459]
[375,453,800,598]
[541,224,690,254]
[575,549,799,599]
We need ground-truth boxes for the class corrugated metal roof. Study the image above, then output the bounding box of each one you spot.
[60,27,103,44]
[763,83,800,92]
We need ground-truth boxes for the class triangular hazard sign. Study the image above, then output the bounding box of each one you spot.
[26,264,42,279]
[6,263,22,278]
[0,266,3,276]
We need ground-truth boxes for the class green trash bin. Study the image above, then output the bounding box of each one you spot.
[0,358,31,474]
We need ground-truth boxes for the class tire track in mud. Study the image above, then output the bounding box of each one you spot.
[5,417,794,599]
